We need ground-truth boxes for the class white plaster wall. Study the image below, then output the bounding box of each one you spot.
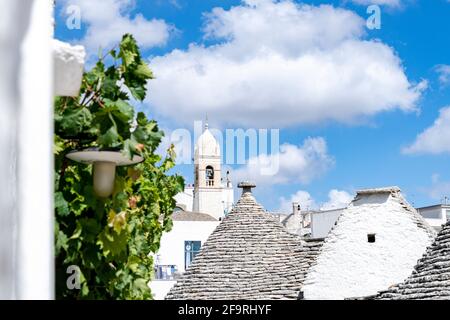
[418,207,446,229]
[0,1,84,299]
[196,188,224,220]
[150,220,219,299]
[311,209,343,239]
[0,0,61,299]
[423,217,445,230]
[174,187,194,211]
[156,220,219,270]
[302,193,434,300]
[197,158,222,188]
[222,187,234,215]
[16,0,54,300]
[0,0,33,299]
[149,280,176,300]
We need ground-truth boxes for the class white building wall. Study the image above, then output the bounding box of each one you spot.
[150,220,219,299]
[417,206,448,230]
[0,1,29,299]
[176,184,232,218]
[150,280,177,300]
[0,0,59,300]
[195,188,224,220]
[310,209,343,239]
[302,192,434,300]
[16,0,55,300]
[174,187,194,211]
[222,186,234,215]
[0,1,84,299]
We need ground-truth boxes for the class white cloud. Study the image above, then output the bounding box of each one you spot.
[61,0,172,54]
[435,64,450,87]
[168,0,183,9]
[278,189,353,213]
[321,189,354,210]
[155,126,194,164]
[278,190,317,212]
[403,106,450,154]
[232,137,334,187]
[147,0,425,127]
[350,0,402,8]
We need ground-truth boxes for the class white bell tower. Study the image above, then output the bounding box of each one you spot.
[193,121,225,220]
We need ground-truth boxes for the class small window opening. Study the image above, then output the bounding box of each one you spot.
[367,234,376,243]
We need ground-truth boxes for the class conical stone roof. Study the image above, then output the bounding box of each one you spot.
[165,182,323,300]
[373,220,450,300]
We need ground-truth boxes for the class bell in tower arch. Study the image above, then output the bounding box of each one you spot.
[205,165,214,186]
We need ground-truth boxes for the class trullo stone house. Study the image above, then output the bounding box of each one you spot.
[301,187,436,300]
[165,182,323,300]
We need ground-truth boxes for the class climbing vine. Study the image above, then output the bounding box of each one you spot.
[54,34,184,299]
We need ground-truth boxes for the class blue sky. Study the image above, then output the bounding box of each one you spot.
[55,0,450,212]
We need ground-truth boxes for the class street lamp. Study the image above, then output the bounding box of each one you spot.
[66,148,143,197]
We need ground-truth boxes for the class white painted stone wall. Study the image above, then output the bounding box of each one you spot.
[417,206,449,230]
[150,220,220,299]
[310,209,343,239]
[0,0,30,299]
[150,280,177,300]
[195,188,225,220]
[302,192,435,300]
[0,0,85,299]
[174,186,194,211]
[177,184,233,219]
[16,0,55,299]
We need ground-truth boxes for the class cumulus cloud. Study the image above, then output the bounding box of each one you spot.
[147,0,425,127]
[278,190,317,212]
[321,189,354,210]
[403,106,450,154]
[278,189,353,213]
[61,0,172,54]
[232,137,334,186]
[435,64,450,87]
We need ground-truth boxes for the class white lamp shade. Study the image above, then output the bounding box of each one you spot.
[66,149,144,197]
[93,161,116,197]
[66,149,143,165]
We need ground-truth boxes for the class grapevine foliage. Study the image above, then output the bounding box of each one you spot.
[54,34,184,299]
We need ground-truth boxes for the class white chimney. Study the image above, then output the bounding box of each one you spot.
[293,202,301,216]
